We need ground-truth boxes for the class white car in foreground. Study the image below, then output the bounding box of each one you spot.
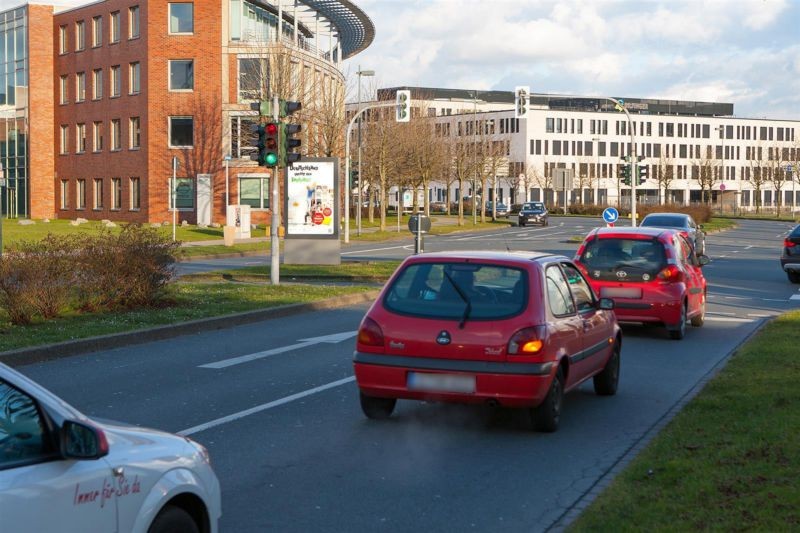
[0,362,221,533]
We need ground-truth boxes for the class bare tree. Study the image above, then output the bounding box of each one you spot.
[361,107,402,231]
[448,133,476,226]
[525,164,553,205]
[476,132,509,221]
[692,145,719,205]
[575,158,593,204]
[746,143,768,213]
[766,143,789,216]
[655,153,676,205]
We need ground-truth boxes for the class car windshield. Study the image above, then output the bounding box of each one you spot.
[641,215,687,228]
[523,203,545,212]
[579,237,667,275]
[383,262,527,320]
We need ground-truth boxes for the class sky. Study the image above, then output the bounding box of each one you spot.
[344,0,800,120]
[10,0,799,120]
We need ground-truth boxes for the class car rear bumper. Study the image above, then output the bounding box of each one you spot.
[782,261,800,272]
[353,352,555,407]
[609,299,683,324]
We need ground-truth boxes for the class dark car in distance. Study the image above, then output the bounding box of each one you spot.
[353,251,621,432]
[518,202,549,227]
[485,201,509,218]
[640,212,706,256]
[781,224,800,283]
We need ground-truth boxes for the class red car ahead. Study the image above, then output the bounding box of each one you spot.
[573,227,709,340]
[353,251,621,432]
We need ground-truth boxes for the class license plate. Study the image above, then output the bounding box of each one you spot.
[407,372,475,393]
[601,287,643,299]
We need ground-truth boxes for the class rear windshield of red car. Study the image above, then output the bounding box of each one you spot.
[383,262,527,319]
[578,237,667,275]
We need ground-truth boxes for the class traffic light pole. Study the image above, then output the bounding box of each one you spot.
[271,95,280,286]
[605,97,638,227]
[344,100,398,243]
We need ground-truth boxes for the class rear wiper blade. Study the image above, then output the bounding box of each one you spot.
[443,270,472,329]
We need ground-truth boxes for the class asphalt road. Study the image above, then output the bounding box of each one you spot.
[18,218,800,532]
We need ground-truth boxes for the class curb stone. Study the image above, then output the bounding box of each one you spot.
[1,291,380,368]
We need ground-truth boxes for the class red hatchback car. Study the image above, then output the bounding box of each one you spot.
[573,227,709,340]
[353,251,621,432]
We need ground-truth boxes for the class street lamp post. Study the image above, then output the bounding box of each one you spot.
[592,137,600,205]
[356,67,374,237]
[472,92,478,225]
[716,125,727,213]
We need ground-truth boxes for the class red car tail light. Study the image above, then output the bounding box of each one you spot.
[358,317,385,348]
[657,264,684,282]
[508,326,546,355]
[785,238,798,248]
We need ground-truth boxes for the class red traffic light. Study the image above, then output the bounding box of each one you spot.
[265,123,278,135]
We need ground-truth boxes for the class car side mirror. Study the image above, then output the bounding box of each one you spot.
[61,420,109,460]
[697,254,711,266]
[597,297,614,310]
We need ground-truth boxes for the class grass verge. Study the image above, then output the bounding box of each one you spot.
[0,282,375,353]
[568,310,800,532]
[181,261,401,283]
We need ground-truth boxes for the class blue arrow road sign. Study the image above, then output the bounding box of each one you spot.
[602,207,619,224]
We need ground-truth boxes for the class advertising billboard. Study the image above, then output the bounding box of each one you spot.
[285,158,339,239]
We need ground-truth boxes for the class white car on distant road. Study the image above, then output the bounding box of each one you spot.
[0,362,221,533]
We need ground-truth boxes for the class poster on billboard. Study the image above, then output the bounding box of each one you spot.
[285,158,339,239]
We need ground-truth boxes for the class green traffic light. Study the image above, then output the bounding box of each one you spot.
[265,152,278,166]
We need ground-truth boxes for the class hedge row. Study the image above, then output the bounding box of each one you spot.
[0,225,180,325]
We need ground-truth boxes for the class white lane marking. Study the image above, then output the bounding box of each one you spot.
[723,296,748,300]
[707,311,736,316]
[790,295,800,300]
[341,245,408,255]
[705,316,756,323]
[200,331,357,369]
[745,245,753,250]
[747,313,773,318]
[178,376,355,436]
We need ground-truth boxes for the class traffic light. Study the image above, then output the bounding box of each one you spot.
[250,124,266,164]
[280,123,302,166]
[395,90,410,123]
[250,99,272,117]
[279,100,302,118]
[350,169,359,189]
[638,165,649,185]
[619,164,631,186]
[259,122,280,167]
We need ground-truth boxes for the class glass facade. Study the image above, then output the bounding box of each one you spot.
[0,7,28,218]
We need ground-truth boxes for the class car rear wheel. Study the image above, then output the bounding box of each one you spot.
[359,392,396,420]
[531,368,564,432]
[690,294,706,327]
[593,342,620,396]
[788,271,800,284]
[148,505,199,533]
[668,302,687,340]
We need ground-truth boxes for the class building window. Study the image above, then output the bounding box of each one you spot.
[76,72,86,102]
[59,75,68,104]
[238,58,266,101]
[238,176,270,209]
[60,180,69,209]
[129,6,140,39]
[171,178,195,210]
[169,117,193,147]
[110,11,120,43]
[230,116,259,158]
[59,25,68,53]
[77,179,86,209]
[111,65,121,97]
[75,20,85,51]
[60,125,69,154]
[93,121,103,152]
[169,59,194,91]
[130,177,141,209]
[169,3,194,34]
[111,119,121,150]
[76,123,86,153]
[92,16,102,47]
[111,178,122,210]
[93,69,103,99]
[129,62,140,94]
[129,117,140,149]
[93,178,104,209]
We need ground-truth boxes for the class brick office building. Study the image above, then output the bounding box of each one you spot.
[1,0,373,224]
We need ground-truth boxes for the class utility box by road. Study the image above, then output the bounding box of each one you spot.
[226,205,251,240]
